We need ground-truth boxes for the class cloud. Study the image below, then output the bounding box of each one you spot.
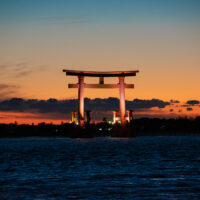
[0,62,31,77]
[170,99,180,103]
[0,98,76,113]
[186,100,199,105]
[0,97,172,121]
[15,70,33,77]
[181,104,190,107]
[14,62,33,77]
[1,97,199,121]
[0,84,20,100]
[0,84,12,90]
[0,62,47,78]
[126,99,170,110]
[0,84,19,90]
[0,64,8,71]
[0,97,171,114]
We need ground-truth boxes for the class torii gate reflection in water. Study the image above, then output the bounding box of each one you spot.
[63,70,139,127]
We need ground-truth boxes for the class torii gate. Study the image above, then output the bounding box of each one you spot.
[63,70,139,127]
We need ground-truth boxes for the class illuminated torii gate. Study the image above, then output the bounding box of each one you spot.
[63,70,139,127]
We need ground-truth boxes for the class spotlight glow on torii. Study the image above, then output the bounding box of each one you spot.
[63,69,139,127]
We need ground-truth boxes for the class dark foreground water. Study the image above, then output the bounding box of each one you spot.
[1,136,200,200]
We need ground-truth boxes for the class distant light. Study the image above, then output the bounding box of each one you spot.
[99,128,102,131]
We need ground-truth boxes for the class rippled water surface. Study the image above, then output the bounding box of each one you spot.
[1,136,200,199]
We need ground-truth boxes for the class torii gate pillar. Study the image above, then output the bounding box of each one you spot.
[119,76,126,126]
[78,76,84,127]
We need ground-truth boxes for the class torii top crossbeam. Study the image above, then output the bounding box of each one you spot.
[63,69,139,127]
[63,69,139,77]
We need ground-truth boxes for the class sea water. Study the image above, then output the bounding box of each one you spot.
[0,136,200,199]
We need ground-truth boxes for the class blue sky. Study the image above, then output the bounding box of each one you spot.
[1,0,200,26]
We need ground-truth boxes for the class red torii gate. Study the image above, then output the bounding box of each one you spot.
[63,69,139,127]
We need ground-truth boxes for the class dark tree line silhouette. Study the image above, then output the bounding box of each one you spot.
[0,117,200,138]
[132,116,200,136]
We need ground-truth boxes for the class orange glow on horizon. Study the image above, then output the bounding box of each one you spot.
[0,112,69,125]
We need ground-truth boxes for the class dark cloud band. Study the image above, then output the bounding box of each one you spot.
[0,97,170,114]
[186,100,199,105]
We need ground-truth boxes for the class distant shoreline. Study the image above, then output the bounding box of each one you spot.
[1,117,200,138]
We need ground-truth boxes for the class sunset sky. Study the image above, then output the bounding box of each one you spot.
[0,0,200,123]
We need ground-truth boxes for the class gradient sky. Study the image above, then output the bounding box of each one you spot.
[0,0,200,123]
